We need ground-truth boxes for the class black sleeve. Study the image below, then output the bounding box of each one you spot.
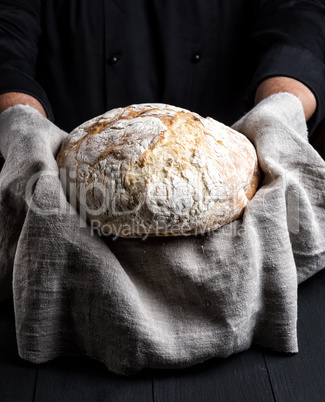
[249,0,325,133]
[0,0,53,120]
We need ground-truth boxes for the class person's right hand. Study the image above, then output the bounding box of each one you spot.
[0,92,47,118]
[0,104,67,301]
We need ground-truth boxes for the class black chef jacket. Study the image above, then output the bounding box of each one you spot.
[0,0,325,135]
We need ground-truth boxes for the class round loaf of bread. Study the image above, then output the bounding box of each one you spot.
[57,103,260,237]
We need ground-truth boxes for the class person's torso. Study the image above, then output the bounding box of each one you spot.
[37,0,257,131]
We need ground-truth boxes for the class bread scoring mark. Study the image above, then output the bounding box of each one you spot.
[94,116,167,167]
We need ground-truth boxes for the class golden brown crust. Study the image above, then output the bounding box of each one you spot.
[57,103,260,237]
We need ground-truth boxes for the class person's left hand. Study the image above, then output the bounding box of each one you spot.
[255,76,316,122]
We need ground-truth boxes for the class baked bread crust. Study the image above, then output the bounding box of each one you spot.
[57,103,260,237]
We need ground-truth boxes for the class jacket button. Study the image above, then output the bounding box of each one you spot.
[191,53,201,63]
[107,55,119,65]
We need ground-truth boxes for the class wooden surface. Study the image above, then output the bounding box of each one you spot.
[0,267,324,402]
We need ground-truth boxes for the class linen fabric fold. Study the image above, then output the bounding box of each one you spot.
[0,95,325,375]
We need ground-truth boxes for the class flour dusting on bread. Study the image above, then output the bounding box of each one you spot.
[57,103,260,237]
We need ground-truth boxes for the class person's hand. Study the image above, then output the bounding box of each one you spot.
[0,92,46,118]
[0,104,67,301]
[232,92,308,157]
[0,104,66,160]
[255,76,316,122]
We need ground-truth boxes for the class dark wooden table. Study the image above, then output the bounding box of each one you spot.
[0,267,324,402]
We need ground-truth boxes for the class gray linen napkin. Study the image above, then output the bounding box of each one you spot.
[0,94,325,375]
